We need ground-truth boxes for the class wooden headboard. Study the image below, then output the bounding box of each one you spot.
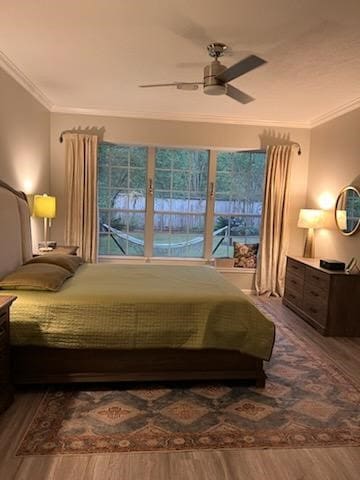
[0,180,33,278]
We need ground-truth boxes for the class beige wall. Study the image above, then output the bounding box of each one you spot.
[0,67,50,247]
[50,113,310,258]
[307,108,360,264]
[3,62,359,280]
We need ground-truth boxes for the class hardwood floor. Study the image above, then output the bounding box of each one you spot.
[0,297,359,480]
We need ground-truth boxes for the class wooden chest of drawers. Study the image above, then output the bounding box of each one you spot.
[0,296,16,414]
[283,257,360,336]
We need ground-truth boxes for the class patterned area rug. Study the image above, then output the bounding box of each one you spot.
[17,323,360,455]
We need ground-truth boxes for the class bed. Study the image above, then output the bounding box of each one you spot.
[0,180,275,386]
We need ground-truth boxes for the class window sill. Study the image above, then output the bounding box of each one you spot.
[98,256,256,274]
[98,256,210,266]
[217,267,256,274]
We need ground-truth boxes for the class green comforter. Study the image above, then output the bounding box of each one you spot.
[6,264,275,360]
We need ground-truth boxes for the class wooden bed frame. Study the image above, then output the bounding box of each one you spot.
[0,179,267,387]
[12,346,266,387]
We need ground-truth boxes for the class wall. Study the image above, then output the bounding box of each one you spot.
[0,67,50,247]
[307,108,360,264]
[50,113,310,289]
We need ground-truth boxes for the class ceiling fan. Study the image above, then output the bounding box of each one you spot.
[139,43,267,104]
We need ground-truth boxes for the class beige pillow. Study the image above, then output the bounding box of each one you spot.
[25,253,83,273]
[0,263,73,291]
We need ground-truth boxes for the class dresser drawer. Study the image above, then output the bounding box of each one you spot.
[0,325,8,354]
[0,311,7,326]
[284,285,303,307]
[303,297,328,328]
[305,266,330,290]
[287,258,305,278]
[0,297,15,414]
[0,357,9,381]
[285,271,304,292]
[304,281,329,306]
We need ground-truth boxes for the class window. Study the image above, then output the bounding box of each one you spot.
[98,143,148,256]
[98,143,266,262]
[213,151,266,258]
[154,148,209,257]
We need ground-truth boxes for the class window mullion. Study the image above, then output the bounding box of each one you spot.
[203,149,216,260]
[144,147,155,258]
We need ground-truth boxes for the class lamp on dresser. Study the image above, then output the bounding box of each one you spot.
[297,209,325,258]
[33,194,56,252]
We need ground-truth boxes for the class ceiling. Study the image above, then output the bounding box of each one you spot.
[1,0,360,127]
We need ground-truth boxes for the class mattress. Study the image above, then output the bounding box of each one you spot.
[6,264,275,360]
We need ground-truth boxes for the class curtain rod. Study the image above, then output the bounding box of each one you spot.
[292,143,302,155]
[59,130,72,143]
[59,130,302,155]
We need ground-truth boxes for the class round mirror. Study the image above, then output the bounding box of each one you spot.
[335,186,360,236]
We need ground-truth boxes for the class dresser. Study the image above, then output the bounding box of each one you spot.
[0,296,16,413]
[283,256,360,336]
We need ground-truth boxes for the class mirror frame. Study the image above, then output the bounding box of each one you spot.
[335,185,360,236]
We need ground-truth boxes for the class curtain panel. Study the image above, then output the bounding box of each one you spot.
[255,145,292,297]
[64,133,98,263]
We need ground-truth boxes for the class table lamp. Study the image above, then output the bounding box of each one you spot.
[33,194,56,252]
[297,209,324,258]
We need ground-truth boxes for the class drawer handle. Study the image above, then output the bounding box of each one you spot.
[311,275,320,281]
[309,307,317,314]
[292,265,299,270]
[290,279,297,285]
[310,290,319,297]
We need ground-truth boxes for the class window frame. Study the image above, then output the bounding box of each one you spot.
[98,142,266,264]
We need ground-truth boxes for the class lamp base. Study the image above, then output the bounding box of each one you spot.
[303,228,315,258]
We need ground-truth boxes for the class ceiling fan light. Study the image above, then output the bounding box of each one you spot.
[177,84,199,91]
[203,84,226,96]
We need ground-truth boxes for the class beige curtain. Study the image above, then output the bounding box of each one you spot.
[255,145,292,297]
[64,133,98,263]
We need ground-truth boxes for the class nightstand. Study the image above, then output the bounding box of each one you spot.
[0,296,16,414]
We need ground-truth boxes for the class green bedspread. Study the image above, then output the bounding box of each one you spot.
[5,264,275,360]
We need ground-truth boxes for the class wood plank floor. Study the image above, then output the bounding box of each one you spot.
[0,297,359,480]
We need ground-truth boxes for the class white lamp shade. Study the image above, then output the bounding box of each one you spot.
[297,209,324,229]
[33,194,56,219]
[336,210,347,230]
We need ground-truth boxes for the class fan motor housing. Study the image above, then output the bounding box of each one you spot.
[203,60,227,95]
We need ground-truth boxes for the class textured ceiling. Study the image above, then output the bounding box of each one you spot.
[1,0,360,126]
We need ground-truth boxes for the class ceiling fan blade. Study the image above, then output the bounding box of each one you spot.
[226,84,254,104]
[216,55,267,83]
[139,82,203,90]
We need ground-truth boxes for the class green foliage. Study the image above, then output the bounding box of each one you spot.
[215,151,265,202]
[155,148,209,195]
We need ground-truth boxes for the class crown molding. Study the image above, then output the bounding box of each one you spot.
[0,50,53,110]
[51,105,311,129]
[2,50,359,129]
[310,96,360,127]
